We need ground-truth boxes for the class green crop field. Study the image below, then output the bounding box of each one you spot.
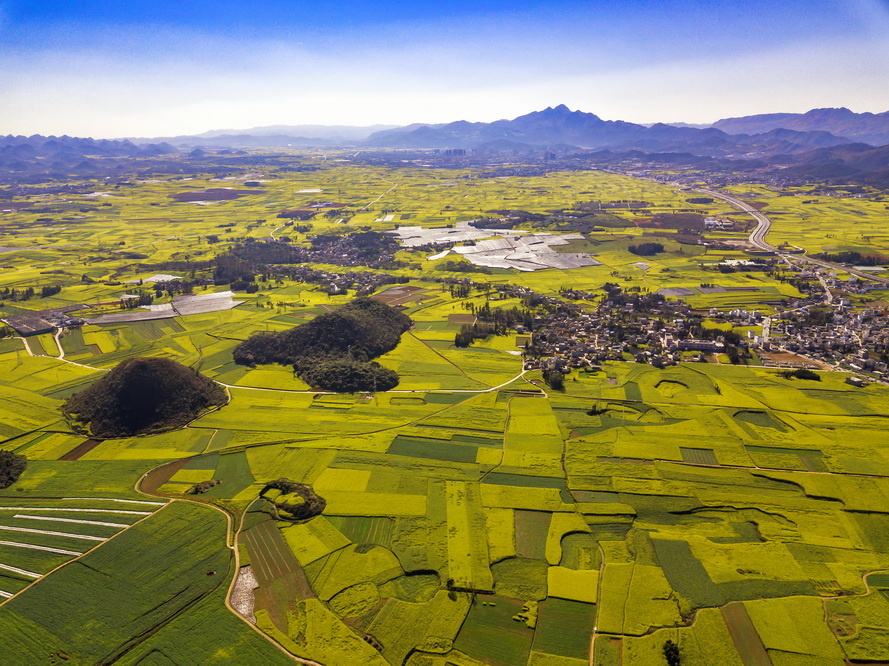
[0,160,888,664]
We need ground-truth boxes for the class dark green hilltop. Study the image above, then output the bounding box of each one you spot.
[233,296,412,392]
[62,356,227,438]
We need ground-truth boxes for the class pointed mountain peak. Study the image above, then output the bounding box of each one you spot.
[517,105,603,123]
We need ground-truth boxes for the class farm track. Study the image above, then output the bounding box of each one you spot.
[53,329,65,358]
[360,178,398,211]
[16,336,33,356]
[129,481,321,665]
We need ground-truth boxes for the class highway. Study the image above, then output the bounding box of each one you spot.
[694,188,889,285]
[694,188,776,253]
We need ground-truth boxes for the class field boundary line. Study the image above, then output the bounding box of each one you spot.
[408,331,490,388]
[0,501,169,609]
[134,479,319,664]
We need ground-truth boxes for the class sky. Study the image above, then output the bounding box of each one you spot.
[1,0,888,138]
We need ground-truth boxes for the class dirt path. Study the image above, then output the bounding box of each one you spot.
[360,178,398,211]
[133,480,320,665]
[53,329,65,359]
[15,337,33,356]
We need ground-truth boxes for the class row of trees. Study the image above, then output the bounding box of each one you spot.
[0,285,62,301]
[455,322,498,348]
[628,242,664,257]
[453,303,537,348]
[814,250,888,266]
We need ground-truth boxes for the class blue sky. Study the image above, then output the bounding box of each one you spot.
[1,0,887,137]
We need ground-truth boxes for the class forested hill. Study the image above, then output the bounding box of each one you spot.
[233,297,412,392]
[62,357,227,438]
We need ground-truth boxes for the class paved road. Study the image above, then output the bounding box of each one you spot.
[695,188,889,285]
[695,188,776,252]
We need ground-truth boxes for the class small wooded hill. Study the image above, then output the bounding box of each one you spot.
[233,296,412,392]
[0,451,26,489]
[63,357,227,438]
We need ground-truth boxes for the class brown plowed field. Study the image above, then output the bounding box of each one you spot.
[721,602,770,666]
[57,439,101,461]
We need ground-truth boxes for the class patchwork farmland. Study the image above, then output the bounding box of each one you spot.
[0,160,888,663]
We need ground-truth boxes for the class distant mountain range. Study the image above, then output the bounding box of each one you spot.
[710,108,889,146]
[2,106,887,186]
[0,135,175,178]
[361,105,854,155]
[124,105,888,156]
[1,135,174,160]
[127,124,397,148]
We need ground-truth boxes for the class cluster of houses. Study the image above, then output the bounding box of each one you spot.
[276,265,410,296]
[520,292,728,371]
[771,305,889,378]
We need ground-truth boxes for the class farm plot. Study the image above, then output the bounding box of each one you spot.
[0,501,279,665]
[239,514,317,635]
[533,597,597,661]
[445,481,494,592]
[453,595,535,665]
[0,496,165,599]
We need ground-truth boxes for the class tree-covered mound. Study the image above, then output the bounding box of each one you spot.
[62,357,228,438]
[0,451,26,489]
[233,296,411,392]
[259,478,326,521]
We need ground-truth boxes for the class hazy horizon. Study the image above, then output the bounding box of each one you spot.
[1,0,888,138]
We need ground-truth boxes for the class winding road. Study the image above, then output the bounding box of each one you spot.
[695,187,889,285]
[695,188,777,253]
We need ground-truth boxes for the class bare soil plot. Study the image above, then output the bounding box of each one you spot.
[139,458,192,495]
[758,351,829,370]
[721,602,770,666]
[57,440,101,461]
[372,285,430,306]
[230,565,259,623]
[448,313,477,326]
